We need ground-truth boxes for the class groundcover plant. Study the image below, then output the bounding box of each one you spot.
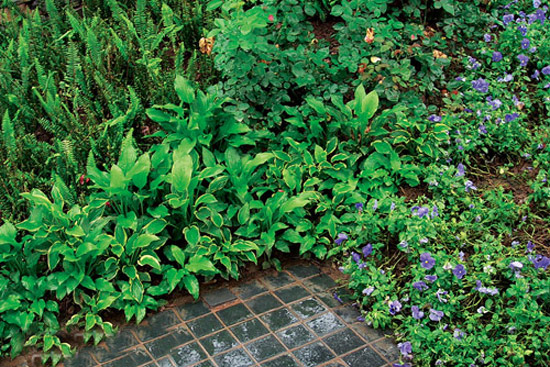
[0,0,548,366]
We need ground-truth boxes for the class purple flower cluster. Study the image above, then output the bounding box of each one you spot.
[475,280,499,296]
[472,78,489,93]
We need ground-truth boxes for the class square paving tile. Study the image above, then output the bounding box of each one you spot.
[323,329,365,355]
[231,318,270,343]
[170,342,208,366]
[187,314,224,338]
[192,361,216,367]
[102,347,151,367]
[262,272,295,289]
[373,337,400,361]
[135,310,182,342]
[178,301,211,321]
[261,355,300,367]
[199,330,239,355]
[232,280,268,300]
[286,264,321,279]
[293,342,335,367]
[306,312,346,337]
[202,288,237,307]
[275,285,310,303]
[145,329,193,358]
[64,349,96,367]
[214,348,255,367]
[246,294,283,314]
[342,346,386,367]
[334,307,362,325]
[351,323,387,342]
[291,298,327,319]
[157,357,175,367]
[260,308,299,331]
[216,303,253,326]
[93,330,139,362]
[302,274,338,293]
[276,324,315,349]
[317,292,345,308]
[245,335,286,362]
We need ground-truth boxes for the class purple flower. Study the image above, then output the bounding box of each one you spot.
[420,253,435,269]
[390,202,396,211]
[542,66,550,75]
[372,199,378,211]
[363,286,375,296]
[411,306,424,320]
[527,241,535,252]
[429,114,442,122]
[393,364,411,367]
[429,309,444,322]
[492,51,503,62]
[484,34,492,42]
[472,78,489,93]
[425,275,438,283]
[398,341,412,357]
[436,289,448,303]
[518,54,529,67]
[335,233,348,245]
[431,205,439,219]
[413,281,428,291]
[333,292,343,304]
[498,73,514,82]
[468,57,481,70]
[454,328,465,340]
[479,125,487,134]
[518,24,528,35]
[352,252,362,264]
[419,238,429,244]
[532,70,540,80]
[399,240,408,249]
[529,46,537,53]
[453,264,467,279]
[531,255,549,270]
[505,113,519,122]
[503,14,514,26]
[456,163,465,176]
[389,300,402,315]
[487,97,502,110]
[355,202,363,212]
[465,180,477,192]
[459,251,465,261]
[534,0,541,8]
[521,38,530,49]
[411,206,430,218]
[362,244,373,257]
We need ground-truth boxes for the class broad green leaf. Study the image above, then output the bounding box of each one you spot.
[138,255,162,270]
[171,245,186,266]
[373,140,393,155]
[135,234,159,249]
[186,255,218,274]
[184,226,200,246]
[172,144,193,193]
[238,203,250,225]
[182,275,199,299]
[175,75,195,104]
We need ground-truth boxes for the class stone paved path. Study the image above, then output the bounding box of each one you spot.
[63,263,398,367]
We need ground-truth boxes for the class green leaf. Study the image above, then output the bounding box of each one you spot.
[85,314,96,331]
[182,275,199,299]
[171,245,186,267]
[135,234,159,249]
[186,255,218,274]
[128,154,151,189]
[109,165,126,190]
[174,75,195,104]
[43,335,55,352]
[131,279,144,303]
[184,226,200,246]
[138,255,162,270]
[373,141,393,155]
[122,265,137,279]
[238,203,250,225]
[172,144,193,193]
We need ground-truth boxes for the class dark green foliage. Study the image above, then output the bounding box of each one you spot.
[0,0,216,221]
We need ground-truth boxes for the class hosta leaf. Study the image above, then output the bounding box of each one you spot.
[182,275,199,299]
[186,255,218,274]
[138,255,162,270]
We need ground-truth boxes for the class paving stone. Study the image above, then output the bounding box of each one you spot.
[199,330,239,355]
[334,307,362,325]
[261,355,300,367]
[156,357,175,367]
[306,312,346,337]
[351,323,387,342]
[171,342,207,367]
[322,363,346,367]
[260,308,299,331]
[245,335,286,362]
[178,301,211,321]
[317,292,345,308]
[286,264,321,279]
[214,348,255,367]
[202,288,237,307]
[323,329,365,355]
[232,280,268,300]
[193,361,216,367]
[373,337,400,361]
[246,294,283,314]
[216,303,253,326]
[342,346,386,367]
[187,314,224,338]
[276,325,315,349]
[145,330,194,359]
[135,310,181,342]
[64,349,96,367]
[102,347,151,367]
[293,342,335,367]
[274,285,310,303]
[230,318,270,343]
[262,272,295,289]
[93,330,139,362]
[291,298,327,319]
[302,274,338,293]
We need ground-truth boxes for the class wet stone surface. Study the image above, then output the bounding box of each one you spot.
[62,263,397,367]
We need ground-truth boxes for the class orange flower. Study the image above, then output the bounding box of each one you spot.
[199,37,215,55]
[364,28,375,44]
